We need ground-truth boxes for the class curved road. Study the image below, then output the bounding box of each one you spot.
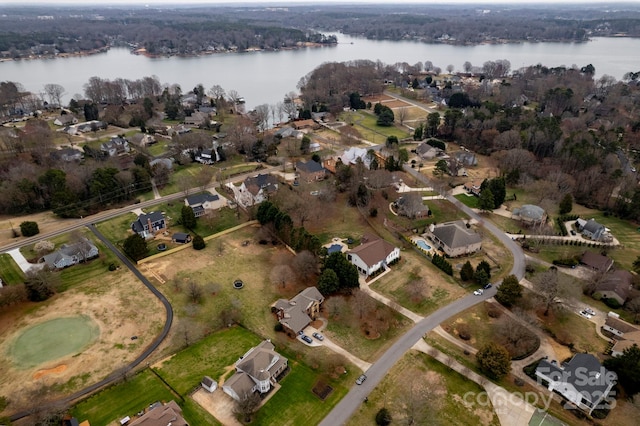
[320,166,526,426]
[9,225,174,422]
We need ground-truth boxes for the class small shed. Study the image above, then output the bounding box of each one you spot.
[172,233,192,244]
[202,376,217,392]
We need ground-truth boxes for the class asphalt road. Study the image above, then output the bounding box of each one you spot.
[319,166,526,426]
[9,225,174,422]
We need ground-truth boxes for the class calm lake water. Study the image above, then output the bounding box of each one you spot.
[2,33,640,109]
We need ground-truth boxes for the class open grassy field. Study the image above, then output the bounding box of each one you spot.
[155,327,261,395]
[0,253,24,285]
[72,369,179,425]
[455,193,480,208]
[371,249,466,316]
[339,111,410,143]
[537,307,608,355]
[348,350,499,426]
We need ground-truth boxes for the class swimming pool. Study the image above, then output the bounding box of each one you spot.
[416,240,432,251]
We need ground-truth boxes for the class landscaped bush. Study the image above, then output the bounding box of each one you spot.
[20,221,39,237]
[603,297,622,309]
[431,253,453,275]
[192,234,205,250]
[552,257,579,267]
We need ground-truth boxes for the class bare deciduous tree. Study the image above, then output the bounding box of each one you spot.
[270,264,293,288]
[235,391,261,423]
[293,250,318,279]
[353,289,374,320]
[396,107,409,126]
[187,281,203,304]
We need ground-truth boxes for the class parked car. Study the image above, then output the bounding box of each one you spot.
[570,230,576,236]
[312,332,324,341]
[579,311,592,319]
[356,374,367,385]
[473,289,484,296]
[585,308,596,316]
[301,335,313,344]
[483,283,492,289]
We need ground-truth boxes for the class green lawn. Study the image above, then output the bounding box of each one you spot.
[155,327,261,395]
[72,370,177,425]
[0,253,24,285]
[58,239,119,290]
[254,360,354,426]
[339,111,410,143]
[455,193,479,208]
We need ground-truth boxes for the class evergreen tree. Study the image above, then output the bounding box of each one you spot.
[317,268,340,295]
[478,188,495,212]
[495,274,523,307]
[123,234,148,261]
[559,193,573,215]
[181,205,197,230]
[460,261,474,281]
[476,342,511,379]
[192,234,205,250]
[476,260,491,279]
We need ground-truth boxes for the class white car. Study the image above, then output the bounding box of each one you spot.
[579,311,592,319]
[473,289,484,296]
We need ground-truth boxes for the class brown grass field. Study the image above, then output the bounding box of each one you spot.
[0,268,164,414]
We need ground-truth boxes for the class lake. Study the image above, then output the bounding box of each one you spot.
[2,33,640,110]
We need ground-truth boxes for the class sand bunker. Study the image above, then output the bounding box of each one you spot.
[33,364,67,380]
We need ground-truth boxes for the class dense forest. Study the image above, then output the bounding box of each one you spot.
[1,3,640,59]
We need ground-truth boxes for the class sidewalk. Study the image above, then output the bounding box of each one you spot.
[359,271,423,323]
[413,339,536,426]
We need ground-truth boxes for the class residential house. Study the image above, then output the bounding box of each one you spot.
[454,151,478,167]
[100,136,130,157]
[295,160,326,183]
[577,218,609,241]
[232,174,279,208]
[53,114,78,126]
[535,353,616,415]
[347,235,401,276]
[195,148,216,164]
[274,126,303,139]
[338,147,371,169]
[445,158,468,177]
[394,195,430,219]
[185,192,221,217]
[41,238,99,269]
[603,312,640,357]
[131,211,166,239]
[511,204,547,226]
[75,120,107,133]
[222,340,288,402]
[184,111,209,127]
[596,270,633,305]
[172,233,191,244]
[201,376,217,393]
[130,133,156,147]
[129,400,188,426]
[272,286,325,335]
[427,221,482,257]
[52,147,83,162]
[463,179,483,196]
[149,158,173,170]
[580,251,613,273]
[416,143,443,160]
[291,119,317,131]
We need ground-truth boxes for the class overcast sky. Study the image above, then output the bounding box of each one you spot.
[0,0,634,5]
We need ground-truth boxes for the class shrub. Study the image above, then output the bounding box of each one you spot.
[375,408,392,426]
[369,207,378,218]
[192,234,205,250]
[458,323,471,340]
[20,221,39,237]
[274,323,284,332]
[108,263,117,271]
[604,297,622,309]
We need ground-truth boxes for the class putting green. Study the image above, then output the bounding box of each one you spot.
[8,316,99,369]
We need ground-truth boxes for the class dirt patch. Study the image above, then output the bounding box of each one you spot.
[192,389,242,426]
[385,99,412,109]
[0,269,165,411]
[312,380,333,400]
[364,94,394,103]
[33,365,67,380]
[0,211,82,248]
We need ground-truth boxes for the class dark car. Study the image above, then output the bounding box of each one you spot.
[356,374,367,385]
[301,335,313,344]
[483,283,492,289]
[312,332,324,341]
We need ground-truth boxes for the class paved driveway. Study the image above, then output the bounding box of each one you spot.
[8,247,43,273]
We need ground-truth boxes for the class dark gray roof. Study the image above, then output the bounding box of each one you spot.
[537,354,616,404]
[584,219,605,234]
[580,251,613,272]
[132,211,164,233]
[432,221,481,249]
[202,376,215,387]
[186,192,219,206]
[173,232,190,241]
[296,160,325,174]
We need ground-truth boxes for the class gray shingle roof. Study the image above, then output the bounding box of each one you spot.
[186,192,220,206]
[431,221,481,249]
[296,160,325,174]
